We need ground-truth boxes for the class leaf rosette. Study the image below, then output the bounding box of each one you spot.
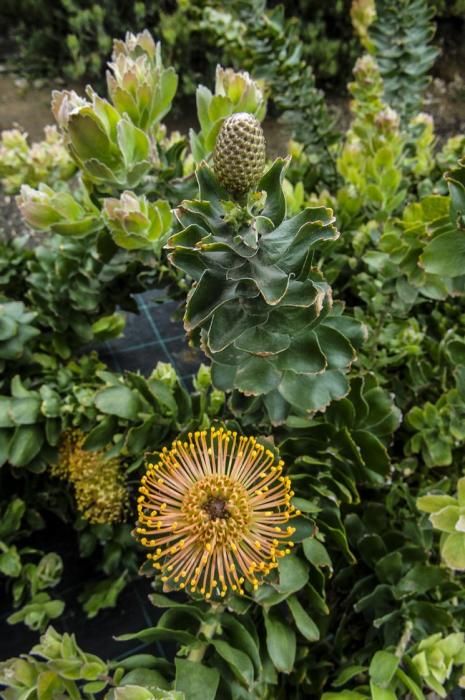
[102,192,172,252]
[167,159,364,424]
[417,478,465,570]
[52,88,151,190]
[107,31,178,132]
[17,183,102,238]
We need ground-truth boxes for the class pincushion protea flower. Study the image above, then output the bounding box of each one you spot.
[53,430,127,525]
[136,428,299,599]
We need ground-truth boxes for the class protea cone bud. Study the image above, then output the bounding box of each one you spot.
[213,112,266,194]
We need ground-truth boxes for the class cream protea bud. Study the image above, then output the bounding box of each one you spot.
[213,112,266,194]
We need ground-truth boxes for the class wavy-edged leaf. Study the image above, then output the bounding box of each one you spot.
[279,370,349,412]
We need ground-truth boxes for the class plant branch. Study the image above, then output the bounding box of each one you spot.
[187,603,223,663]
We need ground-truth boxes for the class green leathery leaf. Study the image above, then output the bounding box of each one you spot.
[264,390,289,425]
[83,416,118,450]
[126,418,158,455]
[458,477,465,507]
[258,158,288,226]
[196,163,230,214]
[316,324,355,369]
[369,651,399,688]
[210,639,254,686]
[211,360,236,392]
[114,655,171,674]
[235,356,281,395]
[287,595,320,641]
[149,593,204,616]
[234,327,290,356]
[275,554,309,594]
[207,94,232,126]
[375,552,403,585]
[119,669,169,691]
[276,331,326,373]
[157,606,205,629]
[446,161,465,219]
[174,659,219,700]
[430,506,460,533]
[262,207,334,263]
[11,376,34,398]
[306,580,329,615]
[369,682,397,700]
[324,315,367,351]
[291,516,316,542]
[0,498,26,538]
[8,425,44,466]
[285,267,324,298]
[394,564,448,597]
[0,315,17,341]
[95,385,142,420]
[421,230,465,278]
[291,498,320,515]
[332,665,367,688]
[220,614,261,674]
[146,379,178,414]
[0,546,21,577]
[0,398,14,428]
[302,538,333,571]
[253,583,289,608]
[68,113,114,165]
[417,494,457,513]
[227,256,290,305]
[441,532,465,569]
[108,686,154,700]
[81,573,127,619]
[45,417,61,447]
[279,370,349,412]
[117,118,150,167]
[352,429,390,475]
[278,215,339,275]
[10,397,41,425]
[264,611,296,673]
[117,627,196,645]
[168,222,208,251]
[208,305,268,353]
[168,247,209,281]
[185,271,237,331]
[195,85,212,133]
[394,668,425,700]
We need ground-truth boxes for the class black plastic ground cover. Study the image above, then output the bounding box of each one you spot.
[98,289,202,380]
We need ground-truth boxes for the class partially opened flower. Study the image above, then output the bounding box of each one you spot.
[136,427,298,599]
[53,430,127,525]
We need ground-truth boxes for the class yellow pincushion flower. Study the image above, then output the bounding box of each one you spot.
[136,427,298,599]
[53,430,127,525]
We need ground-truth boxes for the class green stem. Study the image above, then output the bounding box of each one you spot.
[395,620,413,658]
[187,603,224,663]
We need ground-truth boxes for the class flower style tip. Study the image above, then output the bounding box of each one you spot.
[136,428,298,600]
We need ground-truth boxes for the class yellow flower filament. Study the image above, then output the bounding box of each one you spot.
[136,428,299,599]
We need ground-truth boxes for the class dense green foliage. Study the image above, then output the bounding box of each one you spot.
[3,0,461,93]
[0,0,465,697]
[370,0,439,121]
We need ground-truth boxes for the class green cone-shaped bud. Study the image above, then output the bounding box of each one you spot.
[213,112,266,194]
